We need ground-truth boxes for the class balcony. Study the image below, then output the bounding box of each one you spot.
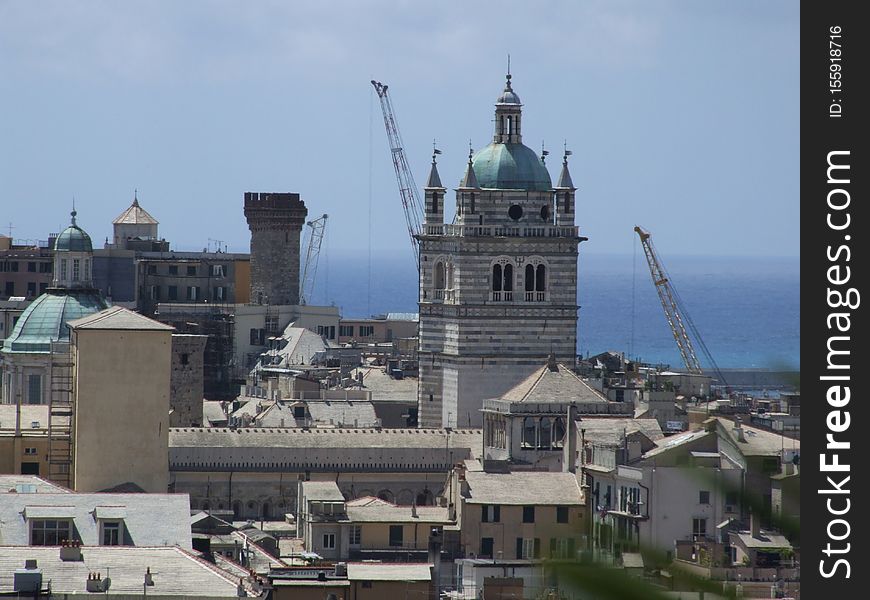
[422,224,579,239]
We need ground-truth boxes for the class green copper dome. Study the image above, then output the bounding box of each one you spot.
[54,210,93,253]
[1,291,108,353]
[471,143,552,191]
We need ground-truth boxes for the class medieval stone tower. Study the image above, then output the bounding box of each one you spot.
[243,192,308,305]
[417,73,583,428]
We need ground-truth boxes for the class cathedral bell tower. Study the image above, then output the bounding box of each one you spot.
[416,73,585,428]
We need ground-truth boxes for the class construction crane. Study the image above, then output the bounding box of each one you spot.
[634,226,727,386]
[300,214,328,305]
[371,80,424,265]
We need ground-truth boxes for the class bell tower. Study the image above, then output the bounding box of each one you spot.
[417,73,585,428]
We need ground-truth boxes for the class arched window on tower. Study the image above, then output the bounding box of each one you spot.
[432,193,439,214]
[523,416,537,449]
[506,115,513,136]
[540,417,552,450]
[492,264,502,300]
[503,264,513,300]
[536,264,547,301]
[435,262,445,300]
[525,264,535,301]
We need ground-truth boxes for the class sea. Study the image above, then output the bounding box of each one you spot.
[310,252,799,371]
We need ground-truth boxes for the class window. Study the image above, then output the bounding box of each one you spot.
[389,525,404,547]
[536,264,546,292]
[322,533,336,549]
[480,537,494,558]
[522,416,536,448]
[692,518,707,539]
[556,506,569,524]
[294,406,306,419]
[213,264,225,277]
[84,259,90,281]
[213,286,225,301]
[4,281,13,296]
[552,417,566,448]
[27,282,36,297]
[482,504,501,523]
[147,264,157,275]
[10,261,18,272]
[39,262,51,273]
[359,325,374,337]
[27,374,42,405]
[550,537,575,559]
[339,325,354,337]
[180,353,189,366]
[523,506,535,523]
[31,519,72,545]
[699,490,710,505]
[250,328,265,345]
[187,265,197,276]
[39,283,47,294]
[168,285,178,300]
[186,286,199,301]
[72,259,80,281]
[150,285,160,301]
[349,525,361,545]
[168,265,178,275]
[27,261,36,272]
[101,521,122,546]
[24,447,38,455]
[539,417,552,449]
[264,315,279,333]
[492,264,502,292]
[525,264,535,292]
[516,537,540,559]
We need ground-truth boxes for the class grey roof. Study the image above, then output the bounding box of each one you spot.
[0,491,192,548]
[463,470,583,505]
[458,157,480,189]
[556,156,575,189]
[302,481,346,502]
[0,475,70,494]
[169,428,480,470]
[714,417,801,457]
[113,195,159,225]
[203,400,228,426]
[640,429,712,460]
[502,363,608,404]
[355,367,417,403]
[385,312,419,321]
[730,530,793,550]
[578,418,664,446]
[0,546,241,597]
[426,160,444,188]
[346,562,432,581]
[346,497,451,524]
[306,400,379,428]
[271,326,328,366]
[496,75,521,105]
[68,306,174,331]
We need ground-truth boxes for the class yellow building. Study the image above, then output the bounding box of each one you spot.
[69,306,174,493]
[269,563,432,600]
[451,462,586,560]
[0,404,50,476]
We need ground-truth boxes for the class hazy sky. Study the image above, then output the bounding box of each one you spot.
[0,1,798,264]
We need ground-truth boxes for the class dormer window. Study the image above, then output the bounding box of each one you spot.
[101,520,122,545]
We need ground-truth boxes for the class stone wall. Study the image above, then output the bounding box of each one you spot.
[170,334,208,427]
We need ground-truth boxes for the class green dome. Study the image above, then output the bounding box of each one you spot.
[54,210,93,252]
[1,291,107,353]
[471,143,552,191]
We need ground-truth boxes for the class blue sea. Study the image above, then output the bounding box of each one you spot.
[311,252,799,370]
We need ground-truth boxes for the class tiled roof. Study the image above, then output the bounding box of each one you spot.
[113,198,159,225]
[346,497,450,523]
[68,306,174,331]
[501,363,608,404]
[463,470,583,505]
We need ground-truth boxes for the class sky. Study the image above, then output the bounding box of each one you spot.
[0,1,799,267]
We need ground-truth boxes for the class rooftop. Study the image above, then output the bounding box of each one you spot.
[112,195,159,226]
[0,491,192,548]
[0,546,241,597]
[353,366,417,403]
[302,481,346,502]
[0,475,70,494]
[501,363,608,405]
[68,305,175,331]
[462,469,583,506]
[346,497,451,524]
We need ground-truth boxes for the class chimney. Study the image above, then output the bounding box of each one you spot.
[145,567,155,587]
[733,417,747,443]
[428,527,443,600]
[750,508,760,539]
[547,352,558,372]
[411,501,418,518]
[59,540,83,562]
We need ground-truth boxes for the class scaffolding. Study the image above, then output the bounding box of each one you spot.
[48,341,74,488]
